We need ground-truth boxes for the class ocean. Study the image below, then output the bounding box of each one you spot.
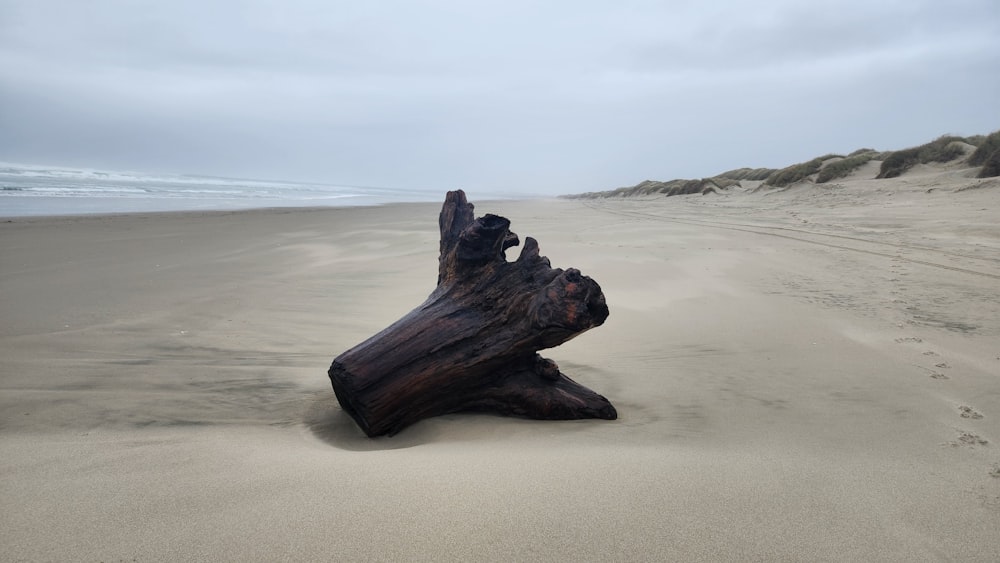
[0,163,481,217]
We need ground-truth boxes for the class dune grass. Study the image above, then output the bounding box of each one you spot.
[565,130,996,199]
[976,149,1000,178]
[876,136,966,179]
[816,150,878,183]
[968,130,1000,167]
[714,167,776,181]
[764,154,842,187]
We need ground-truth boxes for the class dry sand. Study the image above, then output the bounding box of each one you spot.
[2,164,999,561]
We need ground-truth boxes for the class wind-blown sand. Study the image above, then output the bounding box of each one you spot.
[2,165,999,561]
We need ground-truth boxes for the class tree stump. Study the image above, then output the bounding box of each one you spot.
[328,190,616,437]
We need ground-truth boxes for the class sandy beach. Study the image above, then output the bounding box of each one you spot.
[2,164,999,561]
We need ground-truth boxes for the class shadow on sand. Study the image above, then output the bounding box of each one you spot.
[303,390,457,451]
[302,388,616,450]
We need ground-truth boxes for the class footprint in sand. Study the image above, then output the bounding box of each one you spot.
[959,406,984,419]
[908,350,950,379]
[915,364,949,380]
[895,337,923,343]
[929,361,952,379]
[945,432,989,447]
[991,464,1000,479]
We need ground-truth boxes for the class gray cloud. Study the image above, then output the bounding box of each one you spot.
[2,0,999,194]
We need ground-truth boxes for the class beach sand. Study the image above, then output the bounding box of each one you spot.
[2,166,999,561]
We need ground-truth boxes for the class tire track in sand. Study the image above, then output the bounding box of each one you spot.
[581,201,1000,281]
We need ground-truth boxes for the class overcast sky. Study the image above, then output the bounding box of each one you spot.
[2,1,999,194]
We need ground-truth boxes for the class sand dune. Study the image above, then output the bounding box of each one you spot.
[2,168,999,560]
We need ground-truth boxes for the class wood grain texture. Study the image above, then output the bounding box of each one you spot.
[328,190,616,437]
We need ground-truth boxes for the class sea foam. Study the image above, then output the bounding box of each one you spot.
[0,162,446,217]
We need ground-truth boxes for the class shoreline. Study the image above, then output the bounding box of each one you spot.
[1,200,440,222]
[0,195,544,221]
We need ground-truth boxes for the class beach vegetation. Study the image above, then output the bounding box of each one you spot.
[668,179,707,195]
[967,130,1000,167]
[710,176,741,189]
[876,135,966,178]
[976,149,1000,178]
[816,150,878,183]
[877,150,921,179]
[715,167,776,181]
[965,134,986,147]
[563,130,999,199]
[765,154,842,187]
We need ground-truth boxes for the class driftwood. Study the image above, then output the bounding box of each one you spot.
[328,190,616,437]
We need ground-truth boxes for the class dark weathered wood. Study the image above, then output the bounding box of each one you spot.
[328,190,616,437]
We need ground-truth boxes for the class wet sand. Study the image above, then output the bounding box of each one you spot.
[2,165,999,561]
